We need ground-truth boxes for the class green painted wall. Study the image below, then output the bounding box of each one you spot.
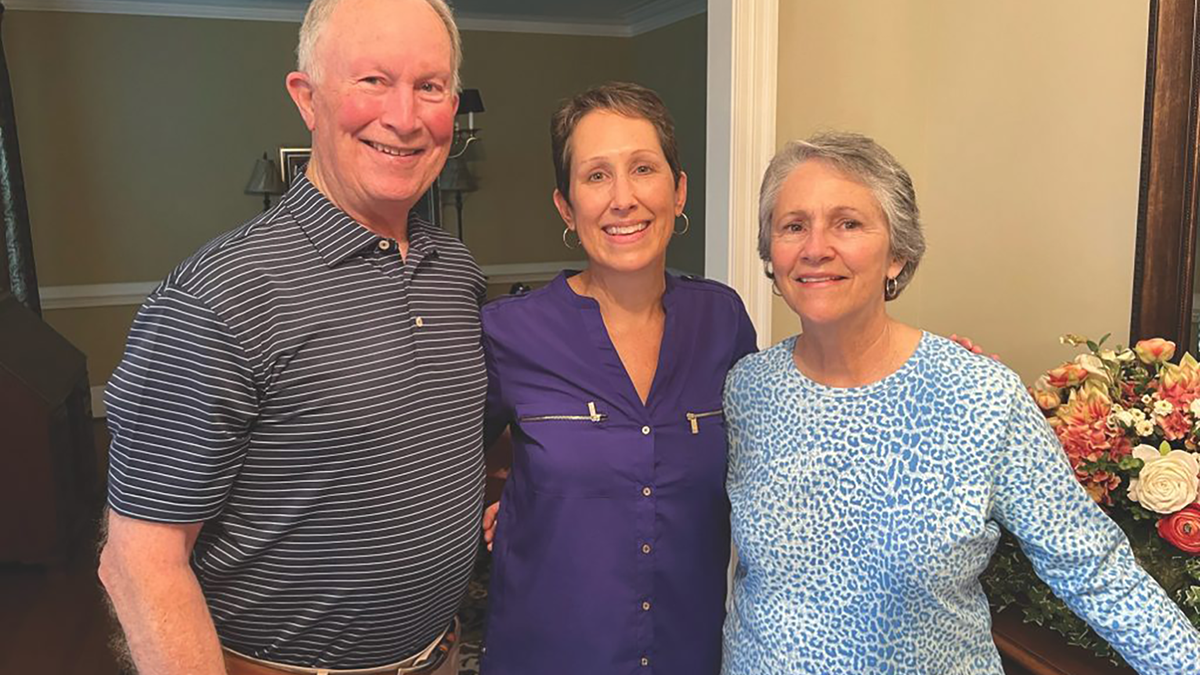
[9,11,310,285]
[6,9,706,389]
[454,29,633,266]
[631,14,706,276]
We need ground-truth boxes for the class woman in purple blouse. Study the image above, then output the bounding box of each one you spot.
[477,82,757,674]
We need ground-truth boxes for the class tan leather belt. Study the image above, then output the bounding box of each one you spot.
[223,618,458,675]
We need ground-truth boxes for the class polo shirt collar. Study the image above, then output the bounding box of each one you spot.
[283,173,438,268]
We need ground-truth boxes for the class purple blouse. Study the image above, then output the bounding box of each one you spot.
[479,271,757,675]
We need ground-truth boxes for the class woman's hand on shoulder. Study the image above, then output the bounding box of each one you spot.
[950,333,1000,361]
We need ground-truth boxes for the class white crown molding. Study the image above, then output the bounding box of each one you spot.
[456,15,631,38]
[6,0,306,22]
[38,261,576,310]
[626,0,704,36]
[7,0,703,36]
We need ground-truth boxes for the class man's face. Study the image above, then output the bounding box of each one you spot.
[289,0,458,225]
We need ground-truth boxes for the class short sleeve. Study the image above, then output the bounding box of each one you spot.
[481,326,511,449]
[732,297,759,364]
[991,379,1200,674]
[105,286,258,523]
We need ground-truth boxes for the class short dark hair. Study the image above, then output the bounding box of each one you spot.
[550,82,683,202]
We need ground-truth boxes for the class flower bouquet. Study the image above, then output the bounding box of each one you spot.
[982,335,1200,666]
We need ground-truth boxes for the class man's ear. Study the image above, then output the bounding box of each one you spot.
[286,71,318,132]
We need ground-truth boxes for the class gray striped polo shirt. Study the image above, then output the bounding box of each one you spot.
[105,175,487,668]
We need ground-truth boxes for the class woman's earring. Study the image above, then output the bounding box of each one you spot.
[765,262,783,296]
[885,276,898,300]
[562,227,579,250]
[673,212,690,236]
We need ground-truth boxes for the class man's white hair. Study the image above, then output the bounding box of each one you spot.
[296,0,462,91]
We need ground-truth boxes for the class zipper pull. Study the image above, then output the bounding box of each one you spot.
[588,401,603,423]
[686,412,699,434]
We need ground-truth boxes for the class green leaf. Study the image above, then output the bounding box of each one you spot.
[1119,456,1145,472]
[1087,340,1099,352]
[1160,440,1173,456]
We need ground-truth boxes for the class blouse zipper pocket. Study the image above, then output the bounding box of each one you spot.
[519,401,607,424]
[686,409,723,434]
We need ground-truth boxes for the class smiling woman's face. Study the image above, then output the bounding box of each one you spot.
[769,159,904,328]
[554,110,686,276]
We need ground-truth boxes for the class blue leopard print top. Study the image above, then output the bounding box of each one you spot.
[722,332,1200,675]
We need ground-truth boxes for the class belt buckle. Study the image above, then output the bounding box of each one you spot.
[397,617,458,674]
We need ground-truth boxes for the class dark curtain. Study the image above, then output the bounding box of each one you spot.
[0,3,38,314]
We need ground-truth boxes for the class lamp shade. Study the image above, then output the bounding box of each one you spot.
[457,89,485,115]
[245,153,287,196]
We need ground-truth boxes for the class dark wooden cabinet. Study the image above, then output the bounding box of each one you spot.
[0,291,97,563]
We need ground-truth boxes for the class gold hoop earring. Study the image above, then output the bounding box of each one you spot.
[673,212,690,236]
[562,227,579,250]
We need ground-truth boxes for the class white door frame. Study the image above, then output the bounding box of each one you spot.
[706,0,778,348]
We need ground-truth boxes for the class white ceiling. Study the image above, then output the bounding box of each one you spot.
[11,0,706,36]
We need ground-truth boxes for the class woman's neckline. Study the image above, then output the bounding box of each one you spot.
[783,331,930,395]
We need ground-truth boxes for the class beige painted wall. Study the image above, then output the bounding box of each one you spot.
[9,10,706,388]
[772,0,1149,383]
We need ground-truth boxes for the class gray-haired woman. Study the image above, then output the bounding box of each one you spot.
[720,131,1200,675]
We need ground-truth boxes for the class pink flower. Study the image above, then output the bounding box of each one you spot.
[1159,410,1193,441]
[1135,338,1176,365]
[1047,363,1089,389]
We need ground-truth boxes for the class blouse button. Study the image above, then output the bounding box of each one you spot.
[415,317,424,328]
[640,657,649,667]
[642,600,651,611]
[378,239,392,251]
[641,543,652,554]
[641,425,651,435]
[642,486,652,497]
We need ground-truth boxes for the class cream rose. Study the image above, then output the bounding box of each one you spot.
[1128,445,1200,514]
[1073,353,1111,384]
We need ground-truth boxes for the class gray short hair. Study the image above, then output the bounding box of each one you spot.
[296,0,462,91]
[758,131,925,300]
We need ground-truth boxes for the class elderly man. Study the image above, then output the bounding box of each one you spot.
[97,1,481,673]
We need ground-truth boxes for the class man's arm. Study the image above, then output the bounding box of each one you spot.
[98,510,226,675]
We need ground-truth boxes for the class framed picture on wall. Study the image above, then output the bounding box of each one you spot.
[278,147,311,187]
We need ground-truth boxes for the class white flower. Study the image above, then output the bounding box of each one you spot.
[1074,354,1111,384]
[1136,420,1156,436]
[1112,410,1135,427]
[1189,399,1200,418]
[1154,399,1175,416]
[1128,445,1200,514]
[1115,348,1137,363]
[1143,394,1155,406]
[1130,408,1147,424]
